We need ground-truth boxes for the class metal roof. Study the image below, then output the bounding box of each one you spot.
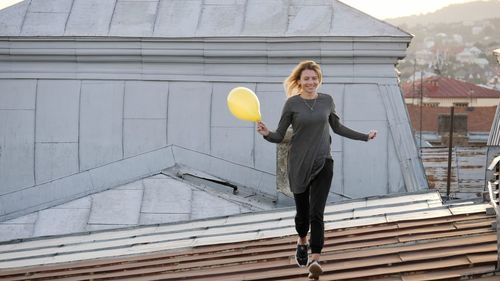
[420,146,487,200]
[0,191,496,280]
[0,0,411,37]
[0,166,284,242]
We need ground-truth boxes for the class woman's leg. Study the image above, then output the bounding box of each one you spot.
[293,187,310,242]
[309,159,333,260]
[293,187,311,267]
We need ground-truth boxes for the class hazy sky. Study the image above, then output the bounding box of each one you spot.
[0,0,483,20]
[340,0,478,19]
[0,0,21,9]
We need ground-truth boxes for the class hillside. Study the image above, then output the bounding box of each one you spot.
[390,1,500,87]
[387,0,500,27]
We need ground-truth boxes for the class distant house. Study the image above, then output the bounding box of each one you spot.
[415,49,434,65]
[472,26,484,35]
[403,76,500,107]
[474,58,490,68]
[423,38,435,49]
[402,76,500,145]
[452,34,464,44]
[407,71,437,82]
[457,47,483,64]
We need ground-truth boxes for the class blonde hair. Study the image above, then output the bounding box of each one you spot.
[283,60,323,98]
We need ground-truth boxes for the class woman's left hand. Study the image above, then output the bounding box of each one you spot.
[368,130,377,140]
[256,121,270,137]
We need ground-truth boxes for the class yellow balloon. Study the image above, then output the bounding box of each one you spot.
[227,87,262,122]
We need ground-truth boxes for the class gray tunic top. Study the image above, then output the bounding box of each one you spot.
[264,93,368,194]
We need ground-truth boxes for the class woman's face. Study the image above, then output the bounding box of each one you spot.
[299,69,319,95]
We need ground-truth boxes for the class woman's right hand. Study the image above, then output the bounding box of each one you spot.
[256,121,270,136]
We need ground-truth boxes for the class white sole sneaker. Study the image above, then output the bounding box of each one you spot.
[308,261,323,280]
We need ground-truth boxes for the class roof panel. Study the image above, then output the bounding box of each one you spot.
[286,5,332,35]
[153,0,202,37]
[196,4,244,36]
[65,0,115,36]
[28,0,73,13]
[0,0,28,36]
[109,0,158,37]
[21,10,68,36]
[242,0,287,36]
[401,266,497,281]
[0,0,412,37]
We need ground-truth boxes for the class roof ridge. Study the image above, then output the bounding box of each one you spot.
[334,0,412,37]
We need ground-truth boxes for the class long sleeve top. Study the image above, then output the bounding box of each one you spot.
[263,93,368,194]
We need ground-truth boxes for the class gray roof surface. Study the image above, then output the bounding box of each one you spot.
[0,165,283,242]
[0,191,491,270]
[0,0,410,37]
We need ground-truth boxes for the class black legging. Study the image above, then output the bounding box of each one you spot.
[293,158,333,254]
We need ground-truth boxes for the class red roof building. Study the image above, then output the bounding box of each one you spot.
[403,76,500,107]
[401,76,500,145]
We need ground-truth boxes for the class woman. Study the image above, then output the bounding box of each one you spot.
[256,60,376,280]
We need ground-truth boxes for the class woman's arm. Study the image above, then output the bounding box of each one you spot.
[328,96,376,141]
[257,102,293,143]
[329,113,369,141]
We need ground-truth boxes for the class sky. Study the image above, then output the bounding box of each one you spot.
[0,0,483,19]
[0,0,22,10]
[339,0,478,19]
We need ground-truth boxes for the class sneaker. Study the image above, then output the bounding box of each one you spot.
[308,260,323,280]
[295,244,309,267]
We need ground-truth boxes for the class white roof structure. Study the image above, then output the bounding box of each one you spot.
[0,0,410,37]
[0,0,427,241]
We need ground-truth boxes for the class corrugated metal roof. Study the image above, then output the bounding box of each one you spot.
[421,147,487,199]
[0,191,496,280]
[402,76,500,99]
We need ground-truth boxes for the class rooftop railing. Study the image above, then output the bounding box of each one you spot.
[486,155,500,270]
